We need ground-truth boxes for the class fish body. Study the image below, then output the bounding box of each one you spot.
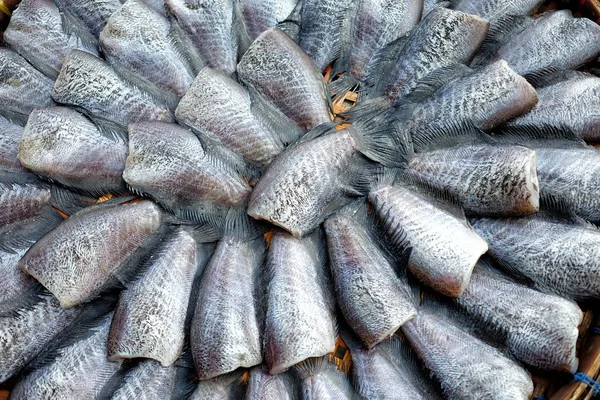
[189,370,245,400]
[454,0,543,20]
[0,116,27,173]
[369,185,488,297]
[110,360,177,400]
[19,106,127,195]
[295,357,358,400]
[0,247,38,315]
[263,230,336,374]
[241,0,298,41]
[246,367,299,400]
[471,214,600,300]
[54,0,123,37]
[238,28,330,131]
[20,200,164,308]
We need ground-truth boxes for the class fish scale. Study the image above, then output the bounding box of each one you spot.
[454,0,543,20]
[241,0,298,41]
[110,360,177,400]
[54,0,123,37]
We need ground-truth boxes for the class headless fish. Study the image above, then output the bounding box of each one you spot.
[54,0,123,38]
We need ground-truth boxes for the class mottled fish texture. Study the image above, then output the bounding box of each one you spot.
[294,356,358,400]
[110,360,177,400]
[453,0,543,20]
[20,200,164,308]
[189,370,245,400]
[238,28,331,131]
[263,230,336,374]
[54,0,123,37]
[246,366,299,400]
[241,0,298,41]
[0,116,27,174]
[0,247,36,315]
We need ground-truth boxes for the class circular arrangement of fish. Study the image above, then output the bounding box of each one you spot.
[0,0,599,399]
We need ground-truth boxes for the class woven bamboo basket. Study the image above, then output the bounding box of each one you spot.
[0,0,599,399]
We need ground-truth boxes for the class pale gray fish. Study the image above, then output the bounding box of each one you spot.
[402,308,533,400]
[189,370,245,400]
[54,0,123,37]
[19,106,127,196]
[453,0,543,20]
[298,0,356,71]
[421,0,449,18]
[20,199,164,308]
[380,8,489,101]
[324,203,416,348]
[0,48,55,124]
[109,360,177,400]
[347,0,423,83]
[341,331,443,400]
[0,116,27,173]
[455,260,582,372]
[294,356,358,400]
[0,294,81,383]
[503,72,600,141]
[52,50,173,130]
[4,0,98,79]
[494,10,600,80]
[123,121,252,223]
[246,366,299,400]
[175,67,298,167]
[140,0,167,15]
[238,28,331,131]
[191,235,266,379]
[0,247,37,315]
[407,141,539,216]
[369,184,488,297]
[471,214,600,300]
[165,0,239,76]
[108,228,198,366]
[10,313,122,400]
[240,0,299,41]
[264,230,337,374]
[100,0,195,107]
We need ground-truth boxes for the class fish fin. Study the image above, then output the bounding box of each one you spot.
[249,90,304,146]
[287,121,339,149]
[415,121,492,152]
[60,194,138,219]
[367,34,412,96]
[199,134,263,184]
[402,64,472,104]
[94,361,135,400]
[233,0,252,58]
[171,361,198,400]
[531,70,595,88]
[340,156,385,197]
[471,15,531,67]
[498,123,587,147]
[168,17,205,74]
[276,0,302,42]
[59,9,99,48]
[328,74,360,104]
[0,282,47,317]
[293,356,336,379]
[487,256,537,287]
[411,118,488,152]
[179,223,222,244]
[524,66,561,87]
[224,206,268,240]
[0,206,63,253]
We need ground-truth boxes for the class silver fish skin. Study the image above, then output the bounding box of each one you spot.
[238,28,331,131]
[407,142,539,216]
[421,0,449,18]
[19,106,127,195]
[0,247,37,315]
[165,0,239,76]
[369,185,488,297]
[454,0,543,20]
[402,309,533,400]
[10,313,122,400]
[294,356,358,400]
[324,205,416,348]
[191,235,266,380]
[123,121,252,222]
[4,0,98,79]
[246,367,299,400]
[0,49,55,124]
[189,370,245,400]
[381,8,489,101]
[52,50,173,130]
[348,0,423,83]
[241,0,298,41]
[264,230,336,374]
[19,200,164,308]
[342,332,442,400]
[140,0,167,15]
[54,0,123,37]
[495,10,600,79]
[0,294,81,383]
[108,228,197,366]
[504,72,600,141]
[0,116,27,174]
[110,360,177,400]
[455,261,582,372]
[100,0,195,105]
[175,67,289,166]
[470,214,600,300]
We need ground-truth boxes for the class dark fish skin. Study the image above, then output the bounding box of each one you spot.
[10,313,122,400]
[263,230,337,375]
[52,50,173,130]
[191,235,266,380]
[175,67,288,166]
[165,0,239,76]
[454,261,582,372]
[18,106,128,196]
[189,370,245,400]
[324,205,416,348]
[348,0,423,83]
[20,200,164,308]
[402,309,533,400]
[123,121,252,222]
[380,8,489,101]
[238,28,331,131]
[100,0,195,104]
[108,228,198,367]
[4,0,98,79]
[0,116,27,174]
[54,0,123,37]
[241,0,299,41]
[294,356,359,400]
[0,48,55,124]
[407,142,539,216]
[109,360,177,400]
[246,366,299,400]
[0,294,81,383]
[454,0,543,20]
[470,214,600,300]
